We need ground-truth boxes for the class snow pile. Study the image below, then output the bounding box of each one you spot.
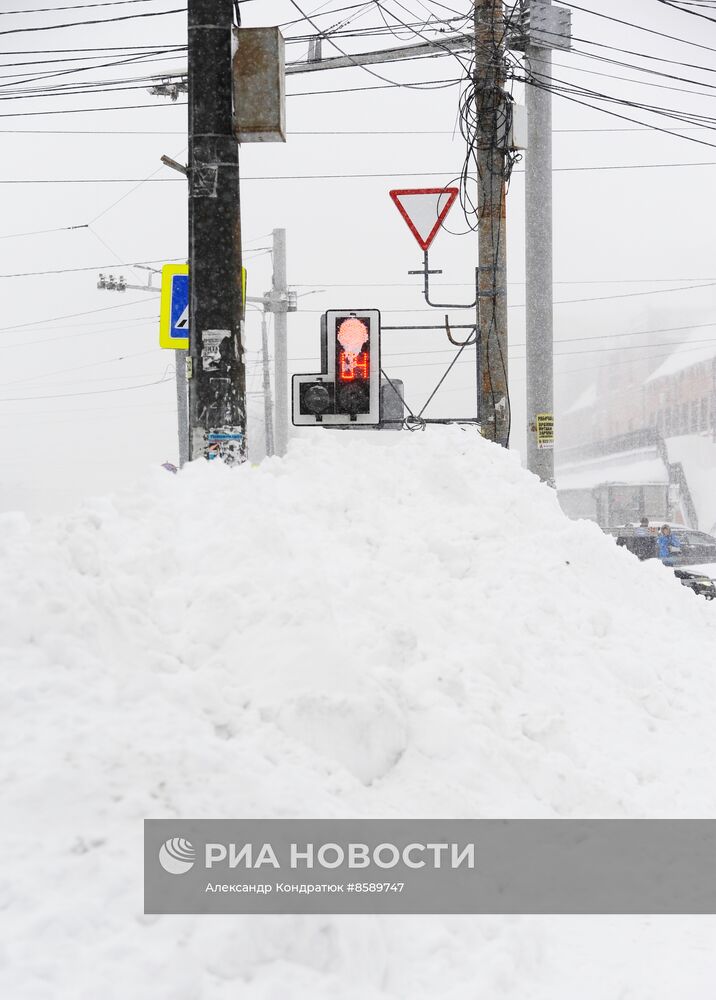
[3,428,716,998]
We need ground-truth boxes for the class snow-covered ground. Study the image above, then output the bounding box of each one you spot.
[3,428,716,998]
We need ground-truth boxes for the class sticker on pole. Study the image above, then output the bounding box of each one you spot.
[389,187,459,251]
[535,413,554,450]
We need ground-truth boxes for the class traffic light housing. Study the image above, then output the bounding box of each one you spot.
[292,310,381,425]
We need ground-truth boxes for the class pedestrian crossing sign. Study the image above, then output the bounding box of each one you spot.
[159,263,248,350]
[159,263,189,350]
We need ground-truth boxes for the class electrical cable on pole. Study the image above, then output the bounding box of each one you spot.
[187,0,246,463]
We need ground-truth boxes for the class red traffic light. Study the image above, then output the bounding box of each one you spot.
[334,315,371,414]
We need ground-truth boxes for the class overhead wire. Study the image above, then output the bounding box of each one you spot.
[0,7,184,38]
[561,0,716,55]
[285,0,467,90]
[657,0,716,17]
[1,0,176,11]
[0,374,173,403]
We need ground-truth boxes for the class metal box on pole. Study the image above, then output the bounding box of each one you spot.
[233,27,286,143]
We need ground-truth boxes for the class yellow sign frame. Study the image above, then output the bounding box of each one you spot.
[159,263,189,350]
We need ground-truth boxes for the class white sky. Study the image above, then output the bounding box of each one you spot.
[1,0,716,512]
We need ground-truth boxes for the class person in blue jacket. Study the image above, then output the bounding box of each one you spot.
[658,524,682,565]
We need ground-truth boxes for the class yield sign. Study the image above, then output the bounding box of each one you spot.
[389,187,459,251]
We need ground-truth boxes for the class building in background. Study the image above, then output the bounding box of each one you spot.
[557,333,716,531]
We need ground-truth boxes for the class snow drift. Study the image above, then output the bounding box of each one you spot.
[3,428,716,998]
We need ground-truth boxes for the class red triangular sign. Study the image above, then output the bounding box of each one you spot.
[389,187,459,251]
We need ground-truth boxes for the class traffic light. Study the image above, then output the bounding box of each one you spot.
[334,314,373,415]
[292,310,381,425]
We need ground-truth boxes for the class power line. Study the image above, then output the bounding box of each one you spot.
[1,0,174,13]
[295,277,716,286]
[0,316,159,350]
[657,0,716,19]
[567,43,716,94]
[89,146,185,223]
[353,334,716,366]
[285,0,463,90]
[0,222,88,239]
[0,403,175,421]
[517,72,716,154]
[297,320,716,358]
[535,26,716,77]
[0,7,184,37]
[0,374,173,402]
[0,50,185,91]
[215,161,716,176]
[0,256,181,277]
[8,160,716,183]
[0,348,158,388]
[0,128,188,133]
[0,298,158,336]
[0,125,710,136]
[562,1,716,56]
[0,177,184,183]
[551,57,716,102]
[0,48,183,71]
[0,43,184,53]
[0,101,188,117]
[0,69,463,114]
[302,281,716,308]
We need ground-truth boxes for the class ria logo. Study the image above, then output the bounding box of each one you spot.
[159,838,196,875]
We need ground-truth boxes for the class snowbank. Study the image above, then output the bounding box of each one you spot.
[3,428,716,998]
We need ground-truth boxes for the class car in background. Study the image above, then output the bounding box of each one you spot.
[611,522,716,600]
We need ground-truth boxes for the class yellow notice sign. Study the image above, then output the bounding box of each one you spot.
[535,413,554,450]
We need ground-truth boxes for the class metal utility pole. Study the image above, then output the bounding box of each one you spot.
[98,268,188,464]
[187,0,246,463]
[272,228,289,457]
[175,349,189,465]
[260,312,275,458]
[474,0,510,447]
[524,0,570,481]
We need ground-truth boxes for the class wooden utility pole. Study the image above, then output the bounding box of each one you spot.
[474,0,509,446]
[187,0,246,463]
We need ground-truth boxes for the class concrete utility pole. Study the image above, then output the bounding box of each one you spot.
[524,0,570,481]
[187,0,246,463]
[245,229,296,457]
[474,0,510,447]
[260,312,275,458]
[525,22,553,481]
[272,228,289,457]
